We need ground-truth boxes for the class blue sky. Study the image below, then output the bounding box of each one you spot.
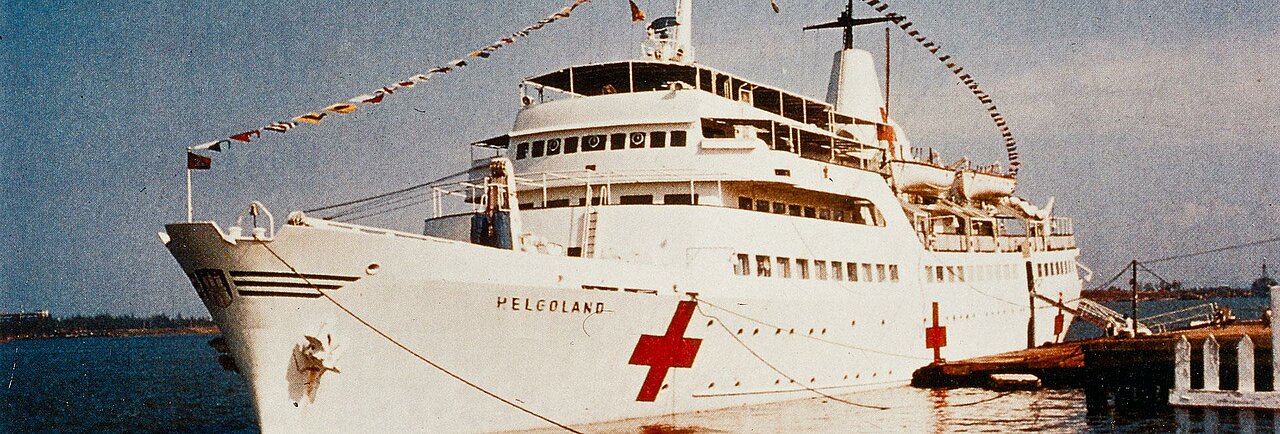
[2,0,1277,317]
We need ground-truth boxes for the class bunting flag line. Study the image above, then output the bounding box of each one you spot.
[186,0,602,168]
[869,2,1022,175]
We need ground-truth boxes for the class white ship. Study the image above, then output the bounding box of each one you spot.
[162,1,1085,432]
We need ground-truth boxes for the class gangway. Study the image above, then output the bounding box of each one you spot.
[1034,293,1226,337]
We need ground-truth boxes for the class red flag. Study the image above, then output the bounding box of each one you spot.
[187,152,211,170]
[878,107,896,143]
[629,0,646,22]
[230,130,260,143]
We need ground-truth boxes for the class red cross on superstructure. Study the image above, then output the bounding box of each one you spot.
[628,300,702,402]
[925,302,947,362]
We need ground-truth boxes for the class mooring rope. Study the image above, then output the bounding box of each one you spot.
[257,242,584,433]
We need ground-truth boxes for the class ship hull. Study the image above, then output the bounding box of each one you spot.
[164,219,1081,433]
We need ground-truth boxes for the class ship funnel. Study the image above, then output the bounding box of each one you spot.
[805,1,902,124]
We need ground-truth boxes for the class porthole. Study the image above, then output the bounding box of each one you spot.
[365,263,381,275]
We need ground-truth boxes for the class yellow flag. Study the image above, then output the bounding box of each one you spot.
[629,0,645,22]
[294,112,327,124]
[325,103,358,114]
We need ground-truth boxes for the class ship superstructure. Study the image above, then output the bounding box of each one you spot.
[161,1,1084,432]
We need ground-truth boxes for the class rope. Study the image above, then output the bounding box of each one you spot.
[1141,235,1280,265]
[257,242,583,434]
[947,391,1014,407]
[304,166,471,216]
[692,300,892,414]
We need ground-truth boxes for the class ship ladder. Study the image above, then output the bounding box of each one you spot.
[583,210,599,258]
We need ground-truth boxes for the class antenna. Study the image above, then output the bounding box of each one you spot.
[802,0,903,50]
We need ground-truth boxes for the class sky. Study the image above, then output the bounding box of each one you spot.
[2,0,1277,317]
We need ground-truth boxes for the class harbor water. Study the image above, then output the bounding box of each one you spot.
[3,297,1274,433]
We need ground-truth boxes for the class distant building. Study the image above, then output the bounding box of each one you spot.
[1253,262,1278,296]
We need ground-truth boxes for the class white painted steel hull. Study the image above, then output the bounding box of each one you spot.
[889,161,955,196]
[164,216,1082,433]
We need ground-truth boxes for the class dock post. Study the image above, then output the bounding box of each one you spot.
[1174,335,1190,391]
[1203,334,1220,391]
[1238,335,1255,392]
[1025,260,1035,349]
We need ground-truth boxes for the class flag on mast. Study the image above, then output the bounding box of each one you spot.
[187,152,212,170]
[629,0,646,22]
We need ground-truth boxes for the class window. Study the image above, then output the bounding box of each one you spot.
[620,194,653,205]
[739,197,753,210]
[564,136,579,154]
[803,207,816,218]
[735,254,750,276]
[819,209,831,220]
[515,142,529,159]
[755,199,769,212]
[774,169,791,177]
[582,135,606,151]
[863,263,874,282]
[957,266,965,282]
[832,261,843,281]
[531,140,546,158]
[756,255,772,277]
[546,199,570,208]
[925,266,934,283]
[546,138,562,155]
[889,265,900,282]
[833,210,845,221]
[776,257,791,278]
[772,202,786,214]
[796,259,810,279]
[518,202,535,210]
[876,264,887,282]
[849,199,885,226]
[651,131,667,148]
[664,194,697,205]
[629,132,646,148]
[946,266,956,283]
[670,130,687,147]
[847,263,859,282]
[610,133,626,150]
[815,260,828,280]
[935,266,944,282]
[788,204,802,216]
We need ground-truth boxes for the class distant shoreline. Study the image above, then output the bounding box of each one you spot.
[0,326,221,345]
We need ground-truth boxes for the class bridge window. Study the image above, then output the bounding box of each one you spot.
[739,197,753,210]
[564,136,579,154]
[664,194,697,205]
[735,254,750,276]
[776,257,792,278]
[796,259,810,280]
[610,133,626,150]
[531,140,546,158]
[670,130,687,147]
[620,195,653,205]
[651,131,667,148]
[803,207,816,218]
[772,202,786,214]
[756,255,772,277]
[516,142,529,160]
[815,260,828,280]
[755,199,769,212]
[788,205,801,216]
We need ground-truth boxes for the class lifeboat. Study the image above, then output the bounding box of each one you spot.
[956,169,1016,200]
[889,160,955,196]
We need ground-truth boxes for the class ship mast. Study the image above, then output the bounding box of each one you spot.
[644,0,694,63]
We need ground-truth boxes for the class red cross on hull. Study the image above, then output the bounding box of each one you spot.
[628,300,702,402]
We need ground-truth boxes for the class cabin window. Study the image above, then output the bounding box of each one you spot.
[925,266,934,283]
[863,263,874,282]
[776,257,792,278]
[819,209,831,220]
[833,210,845,221]
[755,199,769,212]
[796,259,810,279]
[935,266,945,282]
[564,136,579,154]
[518,202,535,210]
[582,135,606,151]
[756,255,772,277]
[735,254,750,276]
[803,207,816,218]
[610,133,626,150]
[546,138,562,155]
[889,264,900,282]
[788,205,802,216]
[629,132,647,148]
[848,263,859,282]
[620,195,653,205]
[814,260,828,280]
[876,264,887,282]
[739,197,753,210]
[515,142,530,160]
[702,119,734,139]
[670,130,687,147]
[651,131,667,148]
[772,202,786,214]
[664,194,697,205]
[531,140,546,158]
[832,261,843,281]
[774,169,791,177]
[546,199,571,208]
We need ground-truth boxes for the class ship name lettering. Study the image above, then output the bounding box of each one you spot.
[496,296,605,314]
